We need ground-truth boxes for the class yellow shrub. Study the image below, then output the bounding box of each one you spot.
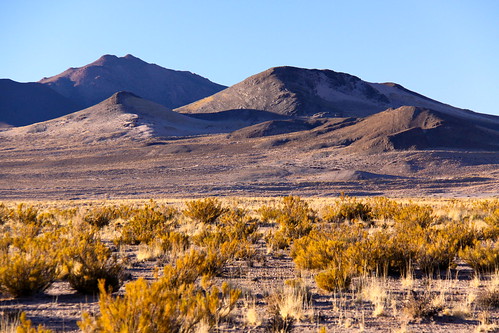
[322,197,373,223]
[0,233,59,297]
[63,232,124,294]
[315,266,353,292]
[460,240,499,274]
[183,198,227,224]
[118,203,177,245]
[80,273,240,332]
[393,203,435,229]
[82,206,119,228]
[369,197,400,221]
[16,312,53,333]
[264,196,316,249]
[291,233,348,271]
[0,203,10,224]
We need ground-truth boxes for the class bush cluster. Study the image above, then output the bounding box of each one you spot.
[291,201,486,291]
[262,196,316,250]
[79,250,241,333]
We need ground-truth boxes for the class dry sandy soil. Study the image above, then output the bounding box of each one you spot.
[0,131,497,201]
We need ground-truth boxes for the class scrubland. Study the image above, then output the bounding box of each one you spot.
[0,196,498,332]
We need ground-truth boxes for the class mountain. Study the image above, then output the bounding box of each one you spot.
[0,91,228,144]
[288,106,499,153]
[176,66,482,119]
[39,54,226,109]
[0,79,79,127]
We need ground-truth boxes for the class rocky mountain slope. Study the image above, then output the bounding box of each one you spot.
[0,92,233,145]
[39,54,226,109]
[176,66,484,120]
[0,79,79,127]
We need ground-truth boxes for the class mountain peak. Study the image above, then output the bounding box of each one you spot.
[38,55,226,110]
[109,91,141,104]
[177,66,478,119]
[123,54,140,61]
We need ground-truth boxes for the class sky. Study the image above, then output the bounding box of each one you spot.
[1,1,498,116]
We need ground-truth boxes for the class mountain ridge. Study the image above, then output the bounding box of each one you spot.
[0,79,80,126]
[38,54,226,109]
[176,66,489,122]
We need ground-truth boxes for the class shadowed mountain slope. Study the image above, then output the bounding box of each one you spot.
[177,66,486,120]
[39,54,226,109]
[228,118,328,139]
[0,79,79,127]
[301,106,499,152]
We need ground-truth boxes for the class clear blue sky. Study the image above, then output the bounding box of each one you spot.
[1,0,498,115]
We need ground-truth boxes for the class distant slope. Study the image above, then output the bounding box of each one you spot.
[177,66,484,120]
[0,79,79,126]
[304,106,499,152]
[39,54,226,109]
[228,118,327,139]
[0,92,229,145]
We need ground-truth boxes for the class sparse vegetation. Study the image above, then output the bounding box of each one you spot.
[0,197,498,332]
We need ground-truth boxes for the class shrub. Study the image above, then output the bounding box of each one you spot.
[476,287,499,310]
[264,196,316,249]
[369,197,400,221]
[460,240,499,275]
[291,232,348,271]
[0,203,10,225]
[79,276,241,332]
[158,231,190,254]
[118,203,177,245]
[413,228,459,275]
[265,313,294,333]
[218,207,262,244]
[63,233,124,294]
[393,203,435,229]
[403,290,443,320]
[322,197,373,223]
[12,203,39,224]
[315,266,353,292]
[82,206,118,228]
[0,234,59,297]
[267,281,313,322]
[15,312,53,333]
[183,198,227,224]
[484,208,499,227]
